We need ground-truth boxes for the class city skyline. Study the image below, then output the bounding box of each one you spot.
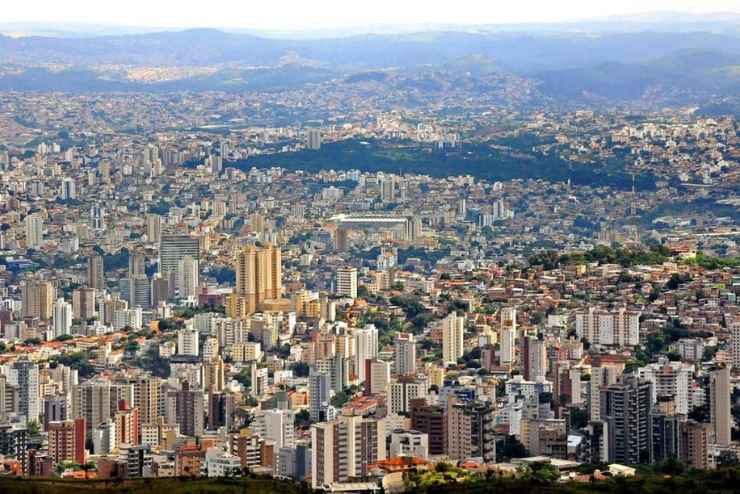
[0,3,739,492]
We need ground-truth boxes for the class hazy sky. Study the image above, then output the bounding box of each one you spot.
[4,0,740,30]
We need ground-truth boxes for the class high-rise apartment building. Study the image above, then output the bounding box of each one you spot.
[72,287,96,321]
[25,213,43,248]
[600,376,652,464]
[354,325,378,382]
[22,279,54,320]
[649,411,680,464]
[176,255,199,299]
[47,418,86,466]
[311,415,385,490]
[52,298,73,337]
[177,328,199,357]
[207,392,234,431]
[589,356,626,422]
[410,399,447,456]
[13,358,40,423]
[87,254,105,290]
[129,376,160,427]
[523,335,547,381]
[72,380,129,436]
[446,400,496,463]
[227,243,282,318]
[388,377,427,415]
[709,365,731,446]
[114,400,141,448]
[307,129,322,150]
[335,266,358,299]
[167,381,204,438]
[366,359,391,395]
[679,420,712,469]
[500,307,517,366]
[442,312,465,366]
[575,307,640,347]
[309,371,331,422]
[159,233,199,280]
[637,358,693,415]
[394,332,416,376]
[730,320,740,372]
[146,214,162,245]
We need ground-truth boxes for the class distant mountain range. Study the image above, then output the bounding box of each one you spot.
[2,28,740,71]
[1,17,740,109]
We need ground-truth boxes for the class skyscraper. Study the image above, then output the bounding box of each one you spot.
[22,279,54,320]
[354,325,379,382]
[176,255,199,299]
[167,381,204,438]
[311,415,385,490]
[47,418,86,466]
[600,376,652,464]
[146,214,162,245]
[500,307,516,366]
[52,298,73,337]
[177,328,199,357]
[447,400,496,463]
[72,287,96,321]
[410,399,447,456]
[129,274,151,309]
[90,204,105,230]
[709,365,731,446]
[679,420,712,469]
[394,332,416,376]
[442,312,465,366]
[13,358,40,424]
[72,380,119,437]
[130,376,160,428]
[335,266,358,299]
[25,213,43,248]
[227,243,282,318]
[730,320,740,372]
[207,392,234,431]
[87,254,105,290]
[309,371,330,422]
[307,129,322,150]
[159,233,199,280]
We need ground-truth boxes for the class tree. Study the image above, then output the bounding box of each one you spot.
[136,344,171,378]
[497,435,528,461]
[666,273,691,290]
[27,420,41,437]
[530,462,560,483]
[689,403,710,423]
[290,362,310,378]
[570,406,589,430]
[235,368,252,389]
[717,450,740,468]
[295,409,311,429]
[330,390,351,408]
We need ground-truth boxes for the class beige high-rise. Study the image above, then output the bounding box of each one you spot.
[22,279,55,320]
[72,287,96,320]
[710,365,731,446]
[227,243,282,318]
